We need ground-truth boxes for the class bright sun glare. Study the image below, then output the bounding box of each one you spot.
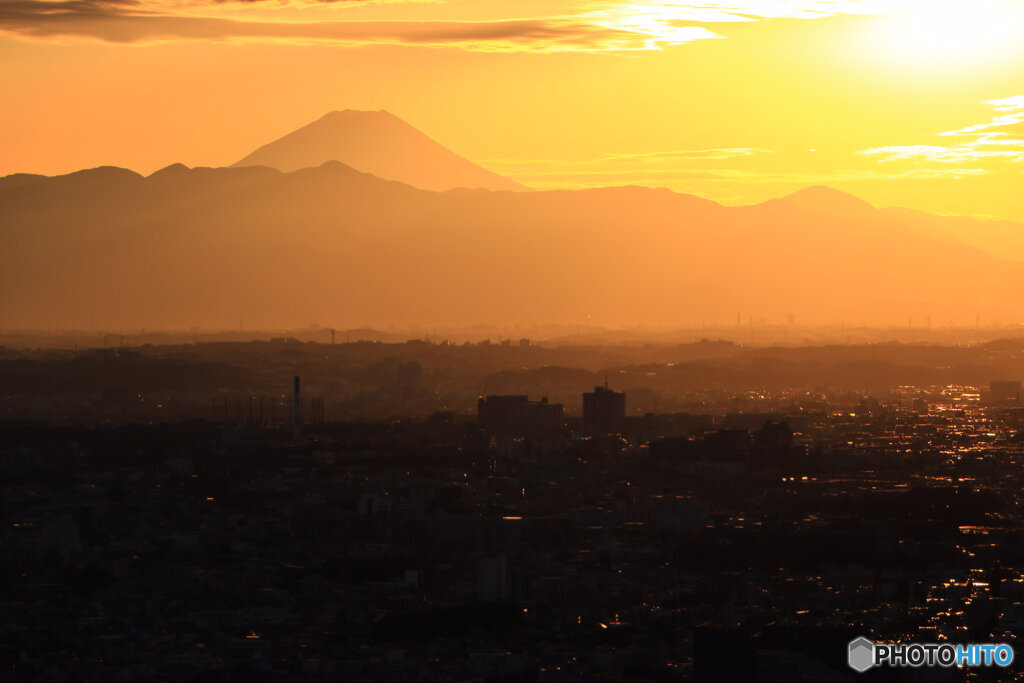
[875,0,1024,65]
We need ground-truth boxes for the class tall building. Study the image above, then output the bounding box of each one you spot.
[582,382,625,435]
[293,375,302,436]
[990,380,1021,406]
[477,395,564,437]
[478,554,508,602]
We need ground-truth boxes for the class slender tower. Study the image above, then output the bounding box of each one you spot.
[293,375,302,436]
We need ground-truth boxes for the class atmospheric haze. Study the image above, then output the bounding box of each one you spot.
[2,110,1024,332]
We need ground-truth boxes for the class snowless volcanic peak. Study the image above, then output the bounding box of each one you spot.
[233,109,526,193]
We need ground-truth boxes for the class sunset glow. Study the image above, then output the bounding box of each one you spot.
[869,0,1024,66]
[8,5,1024,679]
[1,0,1022,222]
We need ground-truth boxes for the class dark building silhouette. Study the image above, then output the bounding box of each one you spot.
[397,361,422,387]
[757,420,793,448]
[990,380,1021,406]
[293,375,302,436]
[694,627,756,682]
[477,554,508,602]
[755,420,799,469]
[477,395,564,437]
[582,383,625,435]
[703,429,753,462]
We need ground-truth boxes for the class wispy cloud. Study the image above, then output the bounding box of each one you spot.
[601,147,771,162]
[937,96,1024,139]
[0,0,716,50]
[485,148,772,169]
[860,96,1024,165]
[585,0,892,24]
[0,0,912,50]
[861,141,1024,164]
[488,144,984,192]
[507,166,985,188]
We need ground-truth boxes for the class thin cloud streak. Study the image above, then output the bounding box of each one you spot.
[861,142,1024,165]
[506,166,986,186]
[0,0,717,49]
[860,96,1024,165]
[0,0,914,50]
[587,0,896,22]
[485,148,772,169]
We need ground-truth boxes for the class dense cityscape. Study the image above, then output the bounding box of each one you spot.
[4,337,1024,680]
[7,0,1024,677]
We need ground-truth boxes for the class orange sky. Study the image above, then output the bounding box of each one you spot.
[2,0,1023,221]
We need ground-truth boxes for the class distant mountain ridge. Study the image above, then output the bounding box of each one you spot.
[2,161,1023,331]
[6,160,1024,331]
[778,185,877,215]
[232,110,526,193]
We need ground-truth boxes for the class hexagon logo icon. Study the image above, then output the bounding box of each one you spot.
[848,637,875,673]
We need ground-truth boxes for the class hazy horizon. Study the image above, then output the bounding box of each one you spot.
[5,0,1024,222]
[5,107,1023,223]
[4,145,1024,331]
[3,1,1023,331]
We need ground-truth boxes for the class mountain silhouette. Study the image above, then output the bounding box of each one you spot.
[779,185,876,215]
[2,164,1022,330]
[232,110,526,192]
[881,206,1024,263]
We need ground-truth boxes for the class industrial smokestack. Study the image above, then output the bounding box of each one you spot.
[293,375,302,436]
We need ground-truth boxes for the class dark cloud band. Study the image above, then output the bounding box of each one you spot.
[0,0,679,50]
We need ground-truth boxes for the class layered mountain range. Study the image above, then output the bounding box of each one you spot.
[2,112,1022,330]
